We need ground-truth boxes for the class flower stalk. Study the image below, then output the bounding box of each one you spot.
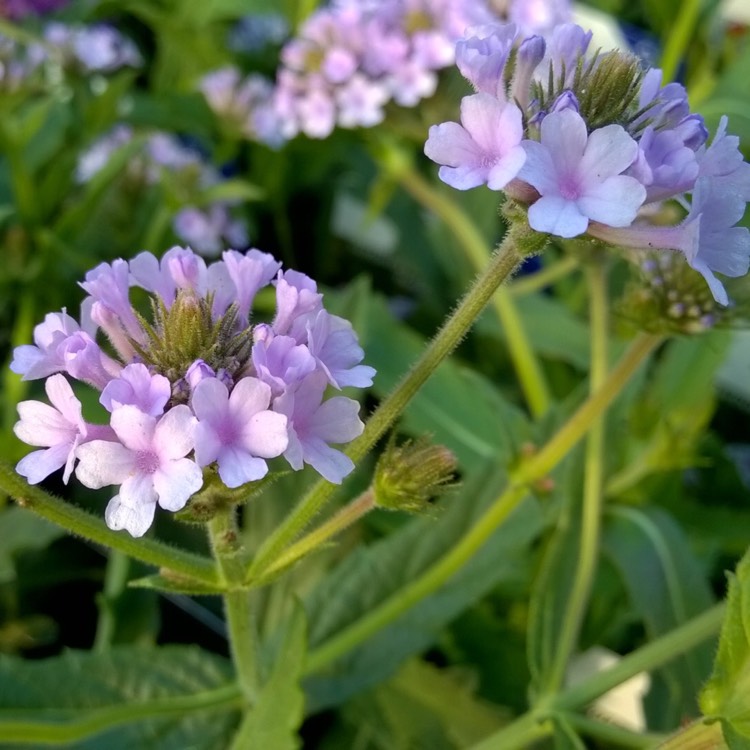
[249,228,534,578]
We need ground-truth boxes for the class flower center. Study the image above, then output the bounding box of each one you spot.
[559,174,581,201]
[136,450,160,475]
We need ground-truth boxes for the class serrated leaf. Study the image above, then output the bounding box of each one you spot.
[0,506,63,583]
[363,294,530,473]
[700,549,750,745]
[302,461,543,711]
[236,604,307,750]
[0,645,239,748]
[603,506,715,728]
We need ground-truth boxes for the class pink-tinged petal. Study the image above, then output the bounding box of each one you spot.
[217,447,268,488]
[578,176,646,227]
[16,445,70,485]
[153,405,196,460]
[539,109,588,175]
[240,411,288,458]
[194,422,223,467]
[76,440,135,488]
[518,140,558,194]
[462,94,522,156]
[110,406,157,452]
[153,459,203,511]
[229,377,272,422]
[310,397,364,443]
[192,378,229,422]
[425,122,482,169]
[105,495,156,537]
[45,374,84,427]
[487,145,527,190]
[528,195,589,238]
[302,437,354,484]
[15,401,72,446]
[579,124,639,181]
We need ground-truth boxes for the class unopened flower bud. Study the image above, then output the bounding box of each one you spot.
[373,436,458,513]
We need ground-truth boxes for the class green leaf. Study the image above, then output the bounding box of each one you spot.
[197,179,265,205]
[0,645,239,748]
[363,294,530,473]
[700,548,750,746]
[717,330,750,413]
[527,448,585,695]
[303,461,543,711]
[603,506,715,728]
[0,506,63,583]
[236,604,307,750]
[127,572,228,596]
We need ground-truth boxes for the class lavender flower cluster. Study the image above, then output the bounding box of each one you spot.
[425,23,750,305]
[76,127,248,257]
[12,247,375,537]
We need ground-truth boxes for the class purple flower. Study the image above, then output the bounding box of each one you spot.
[272,270,323,336]
[695,116,750,200]
[192,377,288,488]
[589,177,750,306]
[223,249,282,322]
[519,109,646,238]
[11,311,83,380]
[305,310,376,389]
[100,364,171,416]
[251,335,317,396]
[81,260,143,343]
[425,94,526,191]
[76,405,203,537]
[15,375,89,484]
[455,23,518,99]
[274,372,364,484]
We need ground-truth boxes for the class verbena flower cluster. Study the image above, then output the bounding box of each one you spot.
[12,247,375,537]
[0,22,140,89]
[425,22,750,305]
[76,127,248,257]
[200,0,570,142]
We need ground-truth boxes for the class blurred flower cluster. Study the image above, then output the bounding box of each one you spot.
[425,22,750,305]
[76,127,249,257]
[12,247,375,536]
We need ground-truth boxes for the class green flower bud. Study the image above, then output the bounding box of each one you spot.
[373,436,458,513]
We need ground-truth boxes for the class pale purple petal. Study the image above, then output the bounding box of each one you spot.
[216,447,268,487]
[528,195,589,237]
[579,124,639,181]
[16,445,72,485]
[300,437,354,484]
[240,410,288,459]
[76,440,136,488]
[579,176,647,227]
[105,495,156,538]
[110,407,157,453]
[153,458,203,511]
[309,396,364,443]
[100,364,170,416]
[153,405,196,461]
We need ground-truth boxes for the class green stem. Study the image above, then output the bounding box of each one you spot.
[94,550,130,652]
[256,489,376,583]
[655,719,726,750]
[660,0,702,84]
[471,603,726,750]
[565,713,665,748]
[509,255,579,297]
[304,332,658,675]
[543,257,609,694]
[249,231,529,578]
[396,162,551,418]
[0,683,242,745]
[208,509,259,704]
[0,464,218,584]
[513,333,662,484]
